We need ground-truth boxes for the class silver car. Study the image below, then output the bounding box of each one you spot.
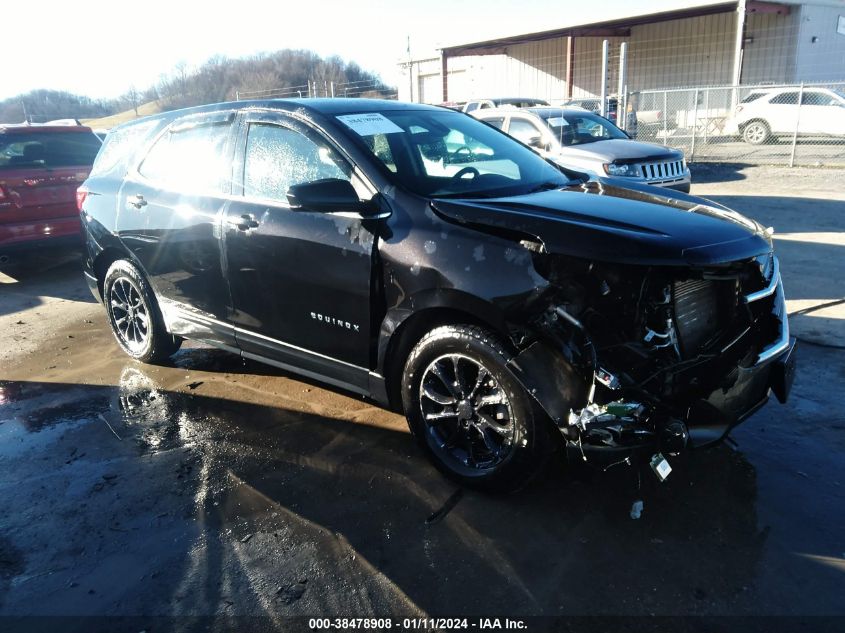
[474,106,691,192]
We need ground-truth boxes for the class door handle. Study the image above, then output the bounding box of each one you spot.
[233,214,259,231]
[128,194,147,209]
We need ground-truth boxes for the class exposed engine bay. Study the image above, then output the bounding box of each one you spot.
[515,249,795,470]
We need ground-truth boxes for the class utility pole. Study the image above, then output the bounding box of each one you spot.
[731,0,747,108]
[407,35,414,102]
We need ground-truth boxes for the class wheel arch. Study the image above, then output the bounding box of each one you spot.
[379,296,512,413]
[739,117,768,129]
[92,247,133,301]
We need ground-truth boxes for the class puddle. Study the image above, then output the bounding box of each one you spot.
[22,399,112,432]
[170,346,247,373]
[114,366,214,456]
[0,368,205,458]
[0,381,111,434]
[0,381,24,406]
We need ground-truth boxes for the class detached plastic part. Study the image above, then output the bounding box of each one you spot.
[630,500,644,520]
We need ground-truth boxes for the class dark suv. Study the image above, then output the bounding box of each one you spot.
[79,99,795,490]
[0,124,101,266]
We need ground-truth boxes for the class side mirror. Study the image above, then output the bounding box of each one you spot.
[527,135,545,150]
[286,178,375,215]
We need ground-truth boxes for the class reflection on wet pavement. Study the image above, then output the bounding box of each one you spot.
[1,335,844,620]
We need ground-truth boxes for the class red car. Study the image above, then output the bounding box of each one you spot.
[0,125,101,266]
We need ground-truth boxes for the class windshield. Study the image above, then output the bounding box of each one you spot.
[538,111,628,146]
[336,109,576,198]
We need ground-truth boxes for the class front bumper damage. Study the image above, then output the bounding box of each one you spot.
[508,255,797,470]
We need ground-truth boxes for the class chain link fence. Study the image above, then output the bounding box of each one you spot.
[625,83,845,167]
[236,79,397,101]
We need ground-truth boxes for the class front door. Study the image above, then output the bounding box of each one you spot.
[224,112,378,390]
[799,91,845,136]
[767,91,800,134]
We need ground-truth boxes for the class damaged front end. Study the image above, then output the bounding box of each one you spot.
[510,249,797,469]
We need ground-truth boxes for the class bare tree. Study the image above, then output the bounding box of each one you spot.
[123,85,140,115]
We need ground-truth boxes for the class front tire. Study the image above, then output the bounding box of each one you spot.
[742,120,770,145]
[103,260,181,363]
[401,325,551,491]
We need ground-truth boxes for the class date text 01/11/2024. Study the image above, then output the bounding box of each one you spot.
[308,618,527,630]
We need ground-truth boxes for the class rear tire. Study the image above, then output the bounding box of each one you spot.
[103,260,181,363]
[401,325,552,491]
[742,120,770,145]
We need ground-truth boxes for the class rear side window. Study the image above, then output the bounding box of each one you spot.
[89,119,159,178]
[802,91,835,106]
[770,92,798,105]
[242,123,351,202]
[0,131,101,170]
[139,119,232,192]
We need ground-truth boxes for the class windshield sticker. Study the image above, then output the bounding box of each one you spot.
[546,117,569,127]
[336,113,404,136]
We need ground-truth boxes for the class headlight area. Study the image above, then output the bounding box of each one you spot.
[519,254,789,475]
[603,162,641,177]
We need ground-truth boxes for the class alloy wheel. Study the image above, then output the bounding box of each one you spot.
[109,277,150,354]
[419,353,516,471]
[744,122,768,144]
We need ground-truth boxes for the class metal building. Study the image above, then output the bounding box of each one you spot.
[399,0,845,103]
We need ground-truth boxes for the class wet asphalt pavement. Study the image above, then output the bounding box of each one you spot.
[1,168,844,629]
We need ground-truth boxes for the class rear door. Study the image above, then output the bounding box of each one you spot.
[0,128,100,246]
[117,111,237,350]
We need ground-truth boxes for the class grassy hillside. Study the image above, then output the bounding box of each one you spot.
[81,101,161,129]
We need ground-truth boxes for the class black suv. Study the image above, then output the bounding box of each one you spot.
[79,99,795,490]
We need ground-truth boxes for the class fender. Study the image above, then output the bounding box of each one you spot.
[507,340,587,427]
[376,287,510,377]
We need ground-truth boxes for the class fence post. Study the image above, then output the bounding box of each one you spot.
[330,82,335,98]
[617,43,628,131]
[789,82,804,168]
[600,40,609,117]
[690,88,699,162]
[662,91,668,142]
[703,89,710,145]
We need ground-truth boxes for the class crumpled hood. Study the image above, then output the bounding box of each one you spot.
[554,139,683,163]
[431,180,773,266]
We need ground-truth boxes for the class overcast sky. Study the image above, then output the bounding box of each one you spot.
[2,0,712,101]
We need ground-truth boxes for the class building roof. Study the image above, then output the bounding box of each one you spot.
[439,1,805,57]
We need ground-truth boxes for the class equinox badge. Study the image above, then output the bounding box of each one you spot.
[311,312,360,332]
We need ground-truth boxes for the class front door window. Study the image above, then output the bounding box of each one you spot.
[243,123,351,202]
